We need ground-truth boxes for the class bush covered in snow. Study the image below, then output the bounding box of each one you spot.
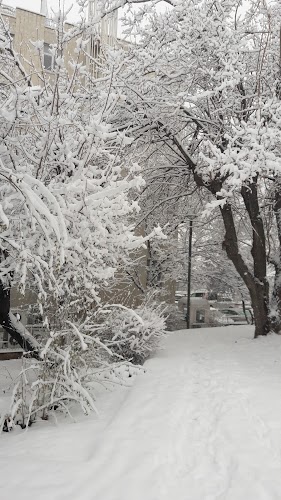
[1,299,168,429]
[163,304,186,331]
[0,303,167,429]
[1,323,142,430]
[95,303,167,364]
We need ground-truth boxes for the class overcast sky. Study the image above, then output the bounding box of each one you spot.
[4,0,82,22]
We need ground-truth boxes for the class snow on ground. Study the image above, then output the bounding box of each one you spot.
[1,326,281,499]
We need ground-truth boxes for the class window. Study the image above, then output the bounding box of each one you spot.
[196,309,205,323]
[221,309,239,316]
[43,43,53,70]
[91,38,100,59]
[191,291,207,298]
[43,43,61,71]
[0,33,13,54]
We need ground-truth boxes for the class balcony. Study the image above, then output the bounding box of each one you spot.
[0,4,16,17]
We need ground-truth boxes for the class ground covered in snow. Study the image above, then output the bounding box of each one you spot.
[1,326,281,499]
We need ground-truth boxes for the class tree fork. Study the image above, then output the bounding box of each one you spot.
[167,133,271,336]
[220,201,270,337]
[0,280,39,358]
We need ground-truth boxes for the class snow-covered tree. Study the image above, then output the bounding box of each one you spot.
[105,0,281,337]
[0,9,163,353]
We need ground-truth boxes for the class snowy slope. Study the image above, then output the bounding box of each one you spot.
[1,326,281,500]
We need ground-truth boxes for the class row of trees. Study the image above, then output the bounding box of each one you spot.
[1,0,281,427]
[105,0,281,337]
[2,0,279,341]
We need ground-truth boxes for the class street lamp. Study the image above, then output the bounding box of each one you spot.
[186,216,195,329]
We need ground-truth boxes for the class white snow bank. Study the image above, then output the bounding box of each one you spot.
[1,326,281,499]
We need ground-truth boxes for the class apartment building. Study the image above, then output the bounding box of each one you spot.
[0,1,119,83]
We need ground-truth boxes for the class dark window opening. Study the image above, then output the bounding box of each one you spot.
[196,309,205,323]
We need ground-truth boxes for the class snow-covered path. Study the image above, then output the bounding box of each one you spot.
[2,326,281,500]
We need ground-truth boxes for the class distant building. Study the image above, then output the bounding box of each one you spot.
[0,1,120,84]
[178,296,210,328]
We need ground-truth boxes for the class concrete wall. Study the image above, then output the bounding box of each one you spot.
[1,7,87,84]
[1,6,127,85]
[178,297,211,327]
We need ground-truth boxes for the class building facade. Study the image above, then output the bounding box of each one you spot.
[0,1,119,84]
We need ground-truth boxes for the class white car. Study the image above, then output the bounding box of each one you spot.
[219,308,252,325]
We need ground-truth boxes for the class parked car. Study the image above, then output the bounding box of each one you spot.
[175,291,187,305]
[219,308,252,325]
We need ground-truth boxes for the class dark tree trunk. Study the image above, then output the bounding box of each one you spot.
[0,280,39,356]
[242,299,251,324]
[241,180,270,337]
[164,129,272,336]
[249,282,270,337]
[146,239,152,288]
[271,184,281,333]
[271,264,281,333]
[219,186,270,338]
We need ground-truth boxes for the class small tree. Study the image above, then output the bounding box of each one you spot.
[0,10,162,350]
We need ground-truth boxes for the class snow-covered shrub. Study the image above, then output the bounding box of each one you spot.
[0,4,170,432]
[2,323,142,430]
[209,308,234,327]
[163,304,186,331]
[95,303,166,364]
[0,13,165,352]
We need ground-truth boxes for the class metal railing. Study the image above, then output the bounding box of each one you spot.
[45,18,58,29]
[0,324,45,350]
[0,4,16,17]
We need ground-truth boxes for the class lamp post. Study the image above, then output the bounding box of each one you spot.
[186,217,194,329]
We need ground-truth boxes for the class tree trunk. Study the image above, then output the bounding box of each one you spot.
[220,192,270,338]
[242,299,251,324]
[271,183,281,333]
[271,264,281,333]
[168,132,272,336]
[249,281,270,337]
[0,280,39,357]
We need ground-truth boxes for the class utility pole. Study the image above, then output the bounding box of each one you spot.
[186,218,193,329]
